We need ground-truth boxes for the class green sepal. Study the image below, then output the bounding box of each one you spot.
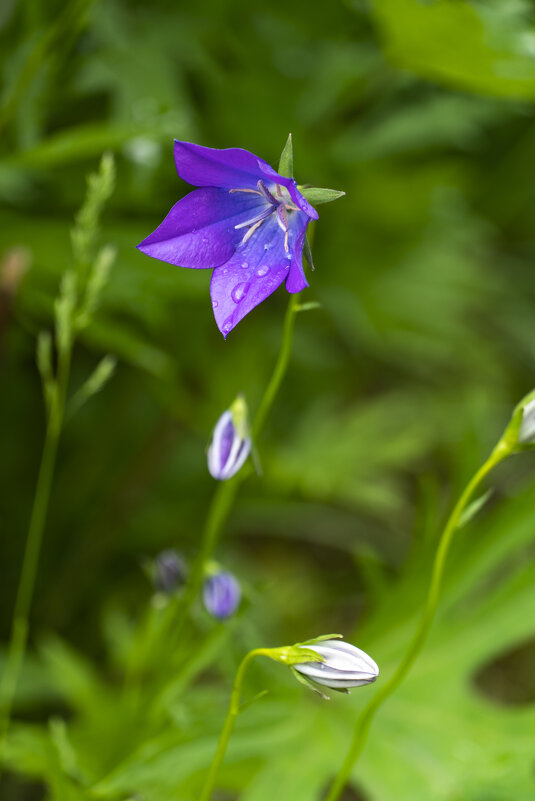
[264,644,325,667]
[298,633,343,646]
[303,235,315,271]
[297,186,345,205]
[497,387,535,455]
[278,133,293,178]
[290,668,331,700]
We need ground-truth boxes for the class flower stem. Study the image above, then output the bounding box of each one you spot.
[199,648,269,801]
[162,293,301,652]
[0,348,71,750]
[324,443,509,801]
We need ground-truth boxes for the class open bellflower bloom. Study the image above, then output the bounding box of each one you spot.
[207,395,251,480]
[203,570,241,620]
[293,639,379,695]
[137,140,318,337]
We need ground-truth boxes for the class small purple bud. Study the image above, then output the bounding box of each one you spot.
[203,570,241,620]
[207,396,251,481]
[153,549,187,595]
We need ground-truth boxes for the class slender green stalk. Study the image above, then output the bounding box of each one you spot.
[324,442,510,801]
[199,648,269,801]
[0,348,71,747]
[161,293,302,652]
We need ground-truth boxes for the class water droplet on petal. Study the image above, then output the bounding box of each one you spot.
[212,300,218,309]
[222,318,233,334]
[202,236,208,244]
[256,265,269,277]
[222,268,228,275]
[264,243,271,251]
[231,282,250,303]
[241,261,248,269]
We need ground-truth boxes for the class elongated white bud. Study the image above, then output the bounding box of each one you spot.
[293,639,379,692]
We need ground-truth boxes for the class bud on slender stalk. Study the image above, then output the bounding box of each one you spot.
[292,638,379,697]
[152,549,187,595]
[203,570,241,620]
[207,395,251,480]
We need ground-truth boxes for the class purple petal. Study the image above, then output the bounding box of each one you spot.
[210,211,310,337]
[174,140,283,190]
[137,187,266,269]
[285,214,310,293]
[173,141,318,221]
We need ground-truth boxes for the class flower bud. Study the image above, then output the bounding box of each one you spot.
[152,549,187,595]
[292,638,379,693]
[207,396,251,481]
[203,570,241,620]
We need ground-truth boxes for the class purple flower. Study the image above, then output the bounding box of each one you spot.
[137,140,318,337]
[207,396,251,481]
[203,570,241,620]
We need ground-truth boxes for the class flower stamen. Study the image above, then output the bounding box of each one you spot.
[240,219,265,245]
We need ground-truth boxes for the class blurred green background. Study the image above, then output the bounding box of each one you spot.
[2,0,535,799]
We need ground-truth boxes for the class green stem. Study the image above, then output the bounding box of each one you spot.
[199,648,269,801]
[0,348,71,749]
[159,293,301,655]
[324,442,509,801]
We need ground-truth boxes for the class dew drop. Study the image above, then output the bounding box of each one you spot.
[231,282,249,303]
[212,300,218,309]
[264,243,271,251]
[222,318,233,334]
[222,268,228,275]
[256,265,269,277]
[241,261,249,269]
[202,236,208,244]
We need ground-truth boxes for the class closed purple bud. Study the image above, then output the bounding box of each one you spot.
[207,396,251,481]
[203,571,241,620]
[293,639,379,691]
[153,549,187,595]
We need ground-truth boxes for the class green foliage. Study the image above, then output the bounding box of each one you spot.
[1,0,535,800]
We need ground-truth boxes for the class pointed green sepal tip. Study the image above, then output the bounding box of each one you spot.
[298,186,345,205]
[299,633,343,646]
[278,133,293,178]
[291,667,331,700]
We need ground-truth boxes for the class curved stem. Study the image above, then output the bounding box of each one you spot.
[0,348,71,748]
[324,443,509,801]
[252,292,300,440]
[199,648,269,801]
[160,294,301,656]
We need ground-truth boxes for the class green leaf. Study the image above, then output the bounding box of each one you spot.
[67,354,117,418]
[298,186,345,205]
[296,301,322,313]
[372,0,535,100]
[278,133,293,178]
[458,489,493,528]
